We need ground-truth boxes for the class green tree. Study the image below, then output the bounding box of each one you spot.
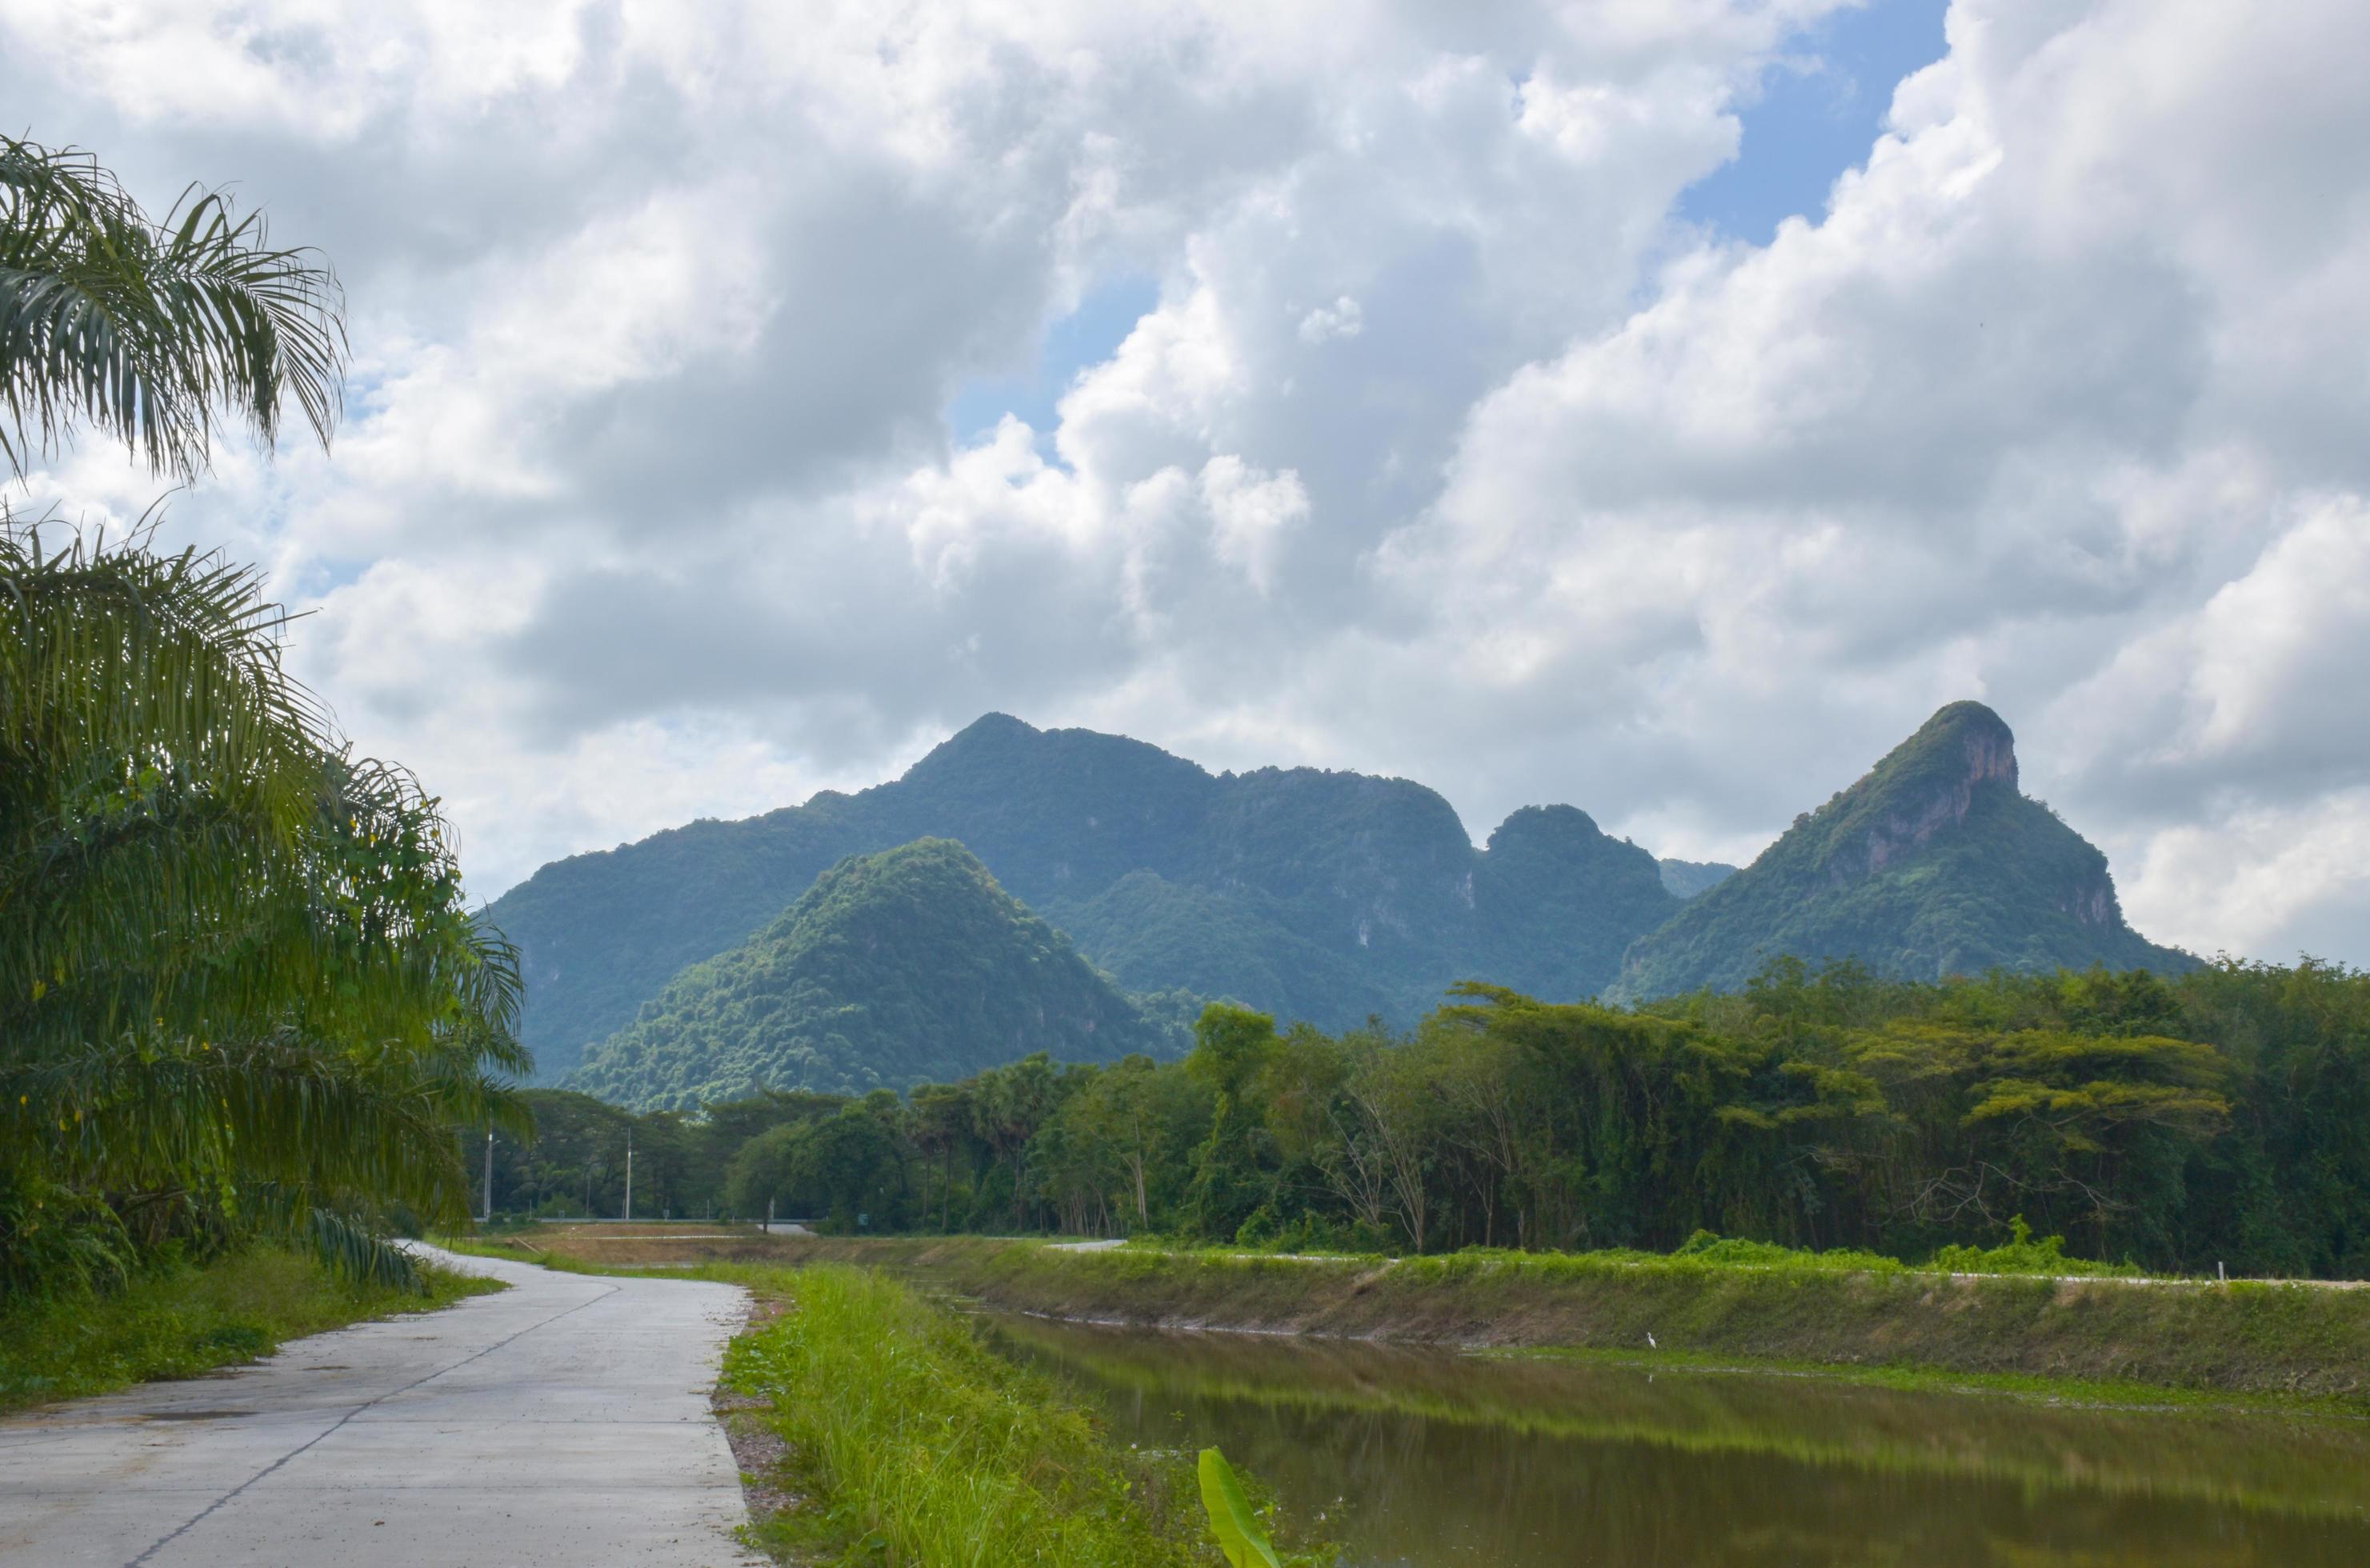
[0,138,515,1295]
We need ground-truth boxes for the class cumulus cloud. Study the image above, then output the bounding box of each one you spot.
[5,0,2366,970]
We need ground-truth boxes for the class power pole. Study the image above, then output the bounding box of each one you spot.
[623,1129,634,1222]
[482,1127,494,1224]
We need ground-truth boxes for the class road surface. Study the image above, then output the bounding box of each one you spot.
[0,1246,763,1566]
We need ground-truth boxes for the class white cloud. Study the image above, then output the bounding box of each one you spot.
[5,0,2366,973]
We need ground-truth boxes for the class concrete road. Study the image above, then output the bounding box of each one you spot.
[0,1247,763,1566]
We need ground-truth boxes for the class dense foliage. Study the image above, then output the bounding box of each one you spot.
[1615,703,2192,999]
[0,526,530,1296]
[566,839,1187,1110]
[488,959,2370,1281]
[486,714,1683,1078]
[1,138,522,1305]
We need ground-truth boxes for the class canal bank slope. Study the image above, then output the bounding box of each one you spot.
[484,1229,2370,1402]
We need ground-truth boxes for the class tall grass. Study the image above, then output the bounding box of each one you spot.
[724,1264,1235,1566]
[0,1245,500,1412]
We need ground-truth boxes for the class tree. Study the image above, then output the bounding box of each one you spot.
[0,138,513,1296]
[0,527,529,1290]
[2,134,344,482]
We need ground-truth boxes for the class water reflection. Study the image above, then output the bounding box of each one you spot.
[987,1316,2370,1566]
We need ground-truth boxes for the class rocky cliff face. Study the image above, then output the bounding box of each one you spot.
[1612,702,2190,998]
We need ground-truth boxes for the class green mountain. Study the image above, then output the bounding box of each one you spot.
[1657,858,1737,898]
[565,840,1176,1110]
[487,714,1680,1082]
[1611,702,2193,999]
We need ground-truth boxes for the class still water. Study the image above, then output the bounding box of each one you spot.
[987,1315,2370,1566]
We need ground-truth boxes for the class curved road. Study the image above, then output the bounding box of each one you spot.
[0,1248,763,1566]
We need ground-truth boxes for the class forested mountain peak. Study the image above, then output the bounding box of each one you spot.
[1611,702,2191,999]
[486,714,1685,1080]
[565,838,1175,1110]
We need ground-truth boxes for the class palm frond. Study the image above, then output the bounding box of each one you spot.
[0,135,345,480]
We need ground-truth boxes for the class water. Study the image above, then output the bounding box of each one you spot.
[987,1316,2370,1565]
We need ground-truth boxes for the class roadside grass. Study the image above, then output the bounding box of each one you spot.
[442,1239,1327,1566]
[722,1263,1225,1566]
[0,1246,502,1414]
[451,1226,2370,1400]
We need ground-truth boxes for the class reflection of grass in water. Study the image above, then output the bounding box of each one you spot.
[989,1315,2370,1522]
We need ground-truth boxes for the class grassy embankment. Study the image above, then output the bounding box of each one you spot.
[448,1237,1321,1566]
[480,1226,2370,1402]
[0,1247,502,1414]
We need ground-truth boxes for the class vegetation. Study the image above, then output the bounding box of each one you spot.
[485,959,2370,1283]
[1655,857,1736,898]
[1,134,344,482]
[715,1262,1323,1565]
[2,138,525,1322]
[0,1243,500,1413]
[951,1242,2370,1400]
[570,839,1187,1110]
[465,1226,2370,1402]
[485,713,1683,1078]
[1615,702,2193,999]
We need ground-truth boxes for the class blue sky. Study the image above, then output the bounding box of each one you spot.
[944,2,1951,447]
[1683,0,1950,243]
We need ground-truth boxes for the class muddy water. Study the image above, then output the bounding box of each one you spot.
[986,1315,2370,1565]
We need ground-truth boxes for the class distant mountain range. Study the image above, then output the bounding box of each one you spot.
[567,839,1182,1109]
[490,712,1687,1082]
[486,702,2192,1093]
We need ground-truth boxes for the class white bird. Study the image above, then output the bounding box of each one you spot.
[1646,1332,1657,1349]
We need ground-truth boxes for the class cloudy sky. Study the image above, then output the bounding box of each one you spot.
[6,0,2366,966]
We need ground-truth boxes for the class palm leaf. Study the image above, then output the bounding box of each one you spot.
[0,135,345,480]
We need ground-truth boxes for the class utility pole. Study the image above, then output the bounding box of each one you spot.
[623,1128,634,1222]
[482,1127,494,1224]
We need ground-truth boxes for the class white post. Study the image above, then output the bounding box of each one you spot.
[623,1130,635,1222]
[765,1196,773,1234]
[482,1128,494,1224]
[2218,1260,2227,1283]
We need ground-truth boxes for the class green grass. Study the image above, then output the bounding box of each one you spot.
[961,1242,2370,1401]
[441,1238,1329,1566]
[451,1226,2370,1401]
[0,1245,503,1413]
[720,1263,1233,1566]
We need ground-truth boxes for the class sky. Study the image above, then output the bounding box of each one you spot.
[5,0,2366,968]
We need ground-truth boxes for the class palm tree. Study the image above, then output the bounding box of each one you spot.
[0,523,530,1290]
[2,133,344,481]
[0,139,518,1294]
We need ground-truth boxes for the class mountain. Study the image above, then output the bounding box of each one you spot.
[1611,702,2193,999]
[565,840,1177,1110]
[1658,858,1738,898]
[488,713,1679,1081]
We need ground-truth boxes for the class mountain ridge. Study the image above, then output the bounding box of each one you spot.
[1611,702,2194,998]
[490,714,1679,1080]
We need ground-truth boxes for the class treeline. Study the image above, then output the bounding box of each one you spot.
[491,958,2370,1278]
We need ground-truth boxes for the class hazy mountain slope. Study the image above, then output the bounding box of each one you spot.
[566,840,1173,1110]
[1612,703,2194,999]
[488,714,1682,1080]
[1658,858,1739,898]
